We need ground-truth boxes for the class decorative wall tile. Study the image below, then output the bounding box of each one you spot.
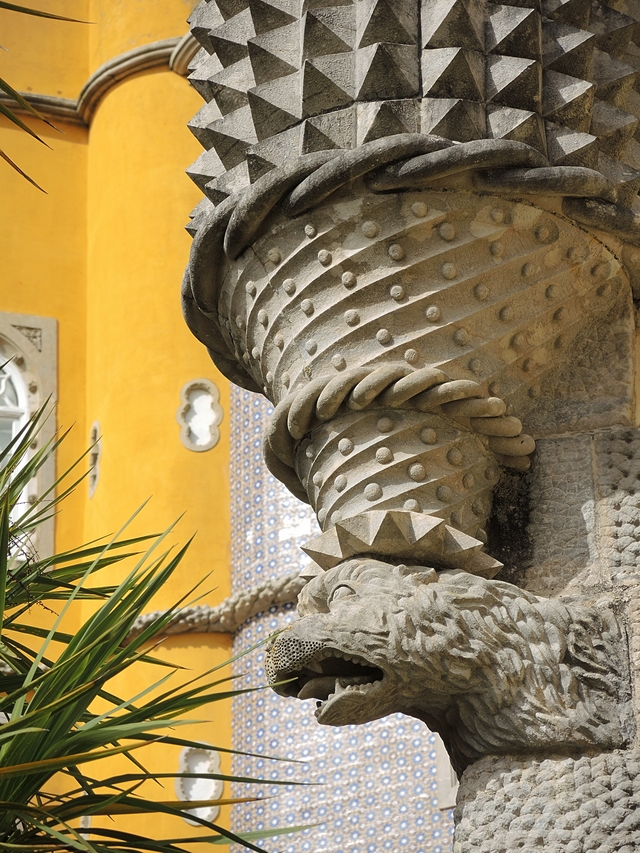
[230,386,455,851]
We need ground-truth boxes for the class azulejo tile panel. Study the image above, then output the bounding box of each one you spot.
[230,387,455,852]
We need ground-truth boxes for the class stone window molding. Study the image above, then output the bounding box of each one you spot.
[88,421,102,499]
[0,312,57,556]
[176,378,223,453]
[175,744,223,826]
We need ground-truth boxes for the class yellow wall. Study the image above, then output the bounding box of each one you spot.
[0,0,89,97]
[0,113,88,552]
[1,0,234,847]
[90,0,193,71]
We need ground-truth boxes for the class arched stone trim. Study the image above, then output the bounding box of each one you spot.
[0,33,199,127]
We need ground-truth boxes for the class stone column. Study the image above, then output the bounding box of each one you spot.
[182,1,640,849]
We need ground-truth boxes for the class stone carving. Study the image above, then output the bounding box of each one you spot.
[126,571,305,641]
[182,0,640,847]
[265,559,632,773]
[265,559,637,848]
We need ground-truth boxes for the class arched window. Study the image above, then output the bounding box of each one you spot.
[0,359,29,454]
[0,312,57,556]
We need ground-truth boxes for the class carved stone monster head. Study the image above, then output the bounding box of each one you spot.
[265,558,632,774]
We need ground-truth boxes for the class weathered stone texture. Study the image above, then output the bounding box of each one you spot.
[516,288,634,435]
[595,428,640,585]
[520,436,600,597]
[455,750,640,852]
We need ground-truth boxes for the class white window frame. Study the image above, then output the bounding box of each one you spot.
[0,312,57,557]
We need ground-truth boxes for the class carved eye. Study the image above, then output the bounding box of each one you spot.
[329,584,356,605]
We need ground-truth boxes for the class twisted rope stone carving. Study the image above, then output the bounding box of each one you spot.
[182,0,640,847]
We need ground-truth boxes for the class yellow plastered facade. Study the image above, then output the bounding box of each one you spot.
[0,0,233,847]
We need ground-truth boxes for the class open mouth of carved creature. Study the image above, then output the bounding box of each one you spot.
[278,649,385,720]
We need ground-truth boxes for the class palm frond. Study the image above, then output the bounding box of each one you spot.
[0,408,305,851]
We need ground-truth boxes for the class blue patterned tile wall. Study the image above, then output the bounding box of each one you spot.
[230,387,455,852]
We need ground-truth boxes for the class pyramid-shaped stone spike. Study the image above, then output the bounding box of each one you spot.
[186,147,227,192]
[546,120,599,166]
[302,7,355,58]
[188,98,225,146]
[248,71,303,139]
[209,8,255,67]
[611,0,640,19]
[301,512,497,575]
[357,0,419,48]
[421,97,486,140]
[486,55,542,111]
[207,159,252,200]
[302,55,355,116]
[188,47,208,77]
[356,99,419,143]
[207,58,256,115]
[597,151,640,204]
[246,152,278,181]
[591,47,639,106]
[303,106,355,150]
[590,98,638,156]
[301,527,348,569]
[506,0,541,9]
[259,0,303,17]
[203,178,231,205]
[302,121,341,152]
[623,88,640,140]
[409,513,446,544]
[200,104,259,168]
[620,136,640,177]
[543,69,595,131]
[304,0,353,8]
[356,43,420,100]
[189,1,225,53]
[189,52,225,102]
[421,48,484,100]
[247,0,298,34]
[542,19,595,78]
[542,0,591,29]
[421,0,485,51]
[247,123,304,169]
[214,0,251,22]
[299,561,323,581]
[360,511,415,548]
[623,42,640,75]
[442,525,483,562]
[185,198,213,237]
[464,549,503,579]
[248,22,300,85]
[486,104,547,153]
[588,2,637,57]
[486,4,542,61]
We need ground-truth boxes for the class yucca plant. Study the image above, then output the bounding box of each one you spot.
[0,407,305,852]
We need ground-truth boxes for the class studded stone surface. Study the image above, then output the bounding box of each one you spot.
[295,408,497,539]
[229,386,455,851]
[219,190,625,438]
